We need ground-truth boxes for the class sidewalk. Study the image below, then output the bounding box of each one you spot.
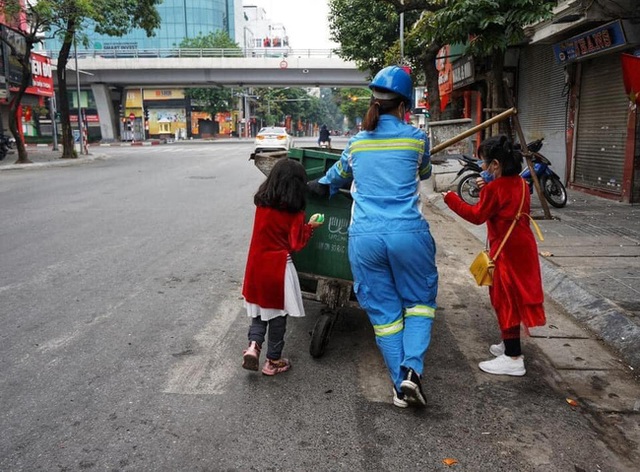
[0,147,109,171]
[426,184,640,373]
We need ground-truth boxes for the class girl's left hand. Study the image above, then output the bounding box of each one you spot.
[308,213,325,228]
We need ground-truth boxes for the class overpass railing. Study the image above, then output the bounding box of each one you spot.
[42,47,342,60]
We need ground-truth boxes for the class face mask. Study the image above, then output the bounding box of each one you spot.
[480,165,495,183]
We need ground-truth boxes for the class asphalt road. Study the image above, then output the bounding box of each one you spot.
[0,141,636,471]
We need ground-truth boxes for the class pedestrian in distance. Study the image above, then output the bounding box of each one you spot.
[308,65,438,408]
[318,124,331,148]
[442,135,546,376]
[242,158,324,376]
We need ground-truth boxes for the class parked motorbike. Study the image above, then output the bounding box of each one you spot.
[452,154,483,205]
[453,139,568,208]
[0,134,15,161]
[519,139,567,208]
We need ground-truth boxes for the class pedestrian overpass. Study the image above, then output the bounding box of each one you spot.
[49,48,369,141]
[66,48,368,88]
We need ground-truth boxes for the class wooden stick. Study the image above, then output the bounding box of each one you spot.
[430,107,517,155]
[502,80,552,219]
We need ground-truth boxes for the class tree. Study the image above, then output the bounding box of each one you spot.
[425,0,556,131]
[0,1,50,163]
[42,0,161,159]
[329,0,555,123]
[181,32,240,120]
[338,88,370,130]
[328,0,441,117]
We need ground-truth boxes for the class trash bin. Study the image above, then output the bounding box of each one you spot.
[287,147,353,282]
[252,146,356,357]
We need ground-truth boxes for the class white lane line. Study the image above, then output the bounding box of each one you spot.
[164,295,243,395]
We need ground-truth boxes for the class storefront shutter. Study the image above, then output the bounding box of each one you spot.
[517,45,568,181]
[573,54,628,195]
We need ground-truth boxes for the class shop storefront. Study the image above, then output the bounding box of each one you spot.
[556,20,640,201]
[516,45,568,181]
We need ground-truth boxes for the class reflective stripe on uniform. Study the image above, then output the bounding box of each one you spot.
[419,162,432,177]
[405,305,435,318]
[336,160,351,178]
[350,138,425,154]
[373,317,404,337]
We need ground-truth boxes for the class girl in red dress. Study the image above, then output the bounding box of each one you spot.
[241,158,323,376]
[443,135,546,376]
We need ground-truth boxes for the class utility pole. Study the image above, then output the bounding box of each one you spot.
[73,34,85,155]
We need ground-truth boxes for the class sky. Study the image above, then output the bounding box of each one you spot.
[244,0,339,50]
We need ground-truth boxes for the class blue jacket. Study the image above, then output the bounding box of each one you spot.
[319,115,432,235]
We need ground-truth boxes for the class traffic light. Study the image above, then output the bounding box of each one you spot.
[144,109,149,121]
[118,104,124,117]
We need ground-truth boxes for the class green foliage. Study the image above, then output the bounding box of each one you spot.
[429,0,556,55]
[328,0,401,74]
[253,88,342,130]
[180,32,240,115]
[338,88,370,128]
[179,31,240,50]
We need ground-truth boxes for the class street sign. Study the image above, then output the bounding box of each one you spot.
[129,112,135,121]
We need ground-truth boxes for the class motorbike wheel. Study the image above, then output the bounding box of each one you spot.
[541,174,567,208]
[457,173,482,205]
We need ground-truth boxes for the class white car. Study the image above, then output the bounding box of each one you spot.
[254,127,293,152]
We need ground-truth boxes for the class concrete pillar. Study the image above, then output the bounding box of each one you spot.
[91,84,117,142]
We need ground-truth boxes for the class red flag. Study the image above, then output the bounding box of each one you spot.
[621,53,640,102]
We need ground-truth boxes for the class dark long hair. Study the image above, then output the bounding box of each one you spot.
[478,135,522,177]
[254,158,308,212]
[362,87,406,131]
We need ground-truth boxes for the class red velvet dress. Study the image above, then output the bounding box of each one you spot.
[444,176,546,330]
[242,206,314,309]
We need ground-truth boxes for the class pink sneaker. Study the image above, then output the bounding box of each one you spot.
[242,341,261,371]
[261,358,291,376]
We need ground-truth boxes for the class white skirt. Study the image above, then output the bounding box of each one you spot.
[245,256,306,321]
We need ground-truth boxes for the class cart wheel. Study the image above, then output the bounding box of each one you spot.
[309,312,336,358]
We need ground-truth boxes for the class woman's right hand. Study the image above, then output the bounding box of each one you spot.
[476,177,487,189]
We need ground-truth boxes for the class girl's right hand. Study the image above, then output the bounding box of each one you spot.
[476,177,487,189]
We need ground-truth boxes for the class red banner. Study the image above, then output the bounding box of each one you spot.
[621,53,640,102]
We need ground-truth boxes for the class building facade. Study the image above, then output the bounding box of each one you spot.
[522,0,640,202]
[45,1,243,52]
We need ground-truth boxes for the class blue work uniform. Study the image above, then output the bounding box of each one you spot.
[319,114,438,391]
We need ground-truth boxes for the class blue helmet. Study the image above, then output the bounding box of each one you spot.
[369,66,413,107]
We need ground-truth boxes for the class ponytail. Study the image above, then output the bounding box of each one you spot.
[362,100,380,131]
[362,88,406,131]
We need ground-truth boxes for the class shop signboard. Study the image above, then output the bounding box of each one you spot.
[1,25,26,86]
[553,20,627,64]
[452,56,475,90]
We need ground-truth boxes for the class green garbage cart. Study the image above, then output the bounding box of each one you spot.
[252,147,357,358]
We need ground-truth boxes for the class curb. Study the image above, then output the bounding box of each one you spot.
[426,194,640,372]
[0,153,109,172]
[540,260,640,371]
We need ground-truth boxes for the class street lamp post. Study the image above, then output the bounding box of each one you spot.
[73,34,86,155]
[399,0,405,63]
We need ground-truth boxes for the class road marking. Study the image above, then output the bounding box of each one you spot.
[164,295,242,395]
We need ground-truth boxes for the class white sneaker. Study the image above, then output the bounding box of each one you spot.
[478,354,526,376]
[393,389,408,408]
[489,341,505,357]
